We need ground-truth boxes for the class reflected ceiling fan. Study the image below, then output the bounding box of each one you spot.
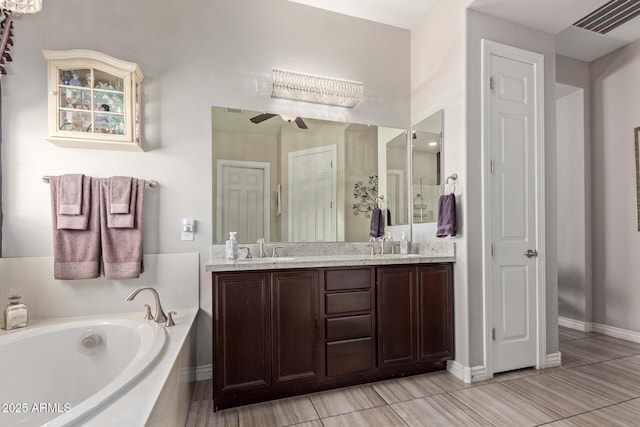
[249,113,308,129]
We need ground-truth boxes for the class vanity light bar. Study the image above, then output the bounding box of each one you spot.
[271,68,364,108]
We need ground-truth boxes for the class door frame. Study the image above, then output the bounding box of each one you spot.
[287,145,337,241]
[481,39,547,377]
[216,159,271,244]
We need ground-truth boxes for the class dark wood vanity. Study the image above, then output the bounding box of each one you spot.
[212,262,453,411]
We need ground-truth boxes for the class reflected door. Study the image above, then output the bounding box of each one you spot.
[288,145,336,242]
[218,160,270,244]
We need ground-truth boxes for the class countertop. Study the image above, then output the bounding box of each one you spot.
[205,253,455,272]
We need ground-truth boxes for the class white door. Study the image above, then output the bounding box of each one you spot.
[288,145,337,241]
[217,160,270,244]
[483,41,546,374]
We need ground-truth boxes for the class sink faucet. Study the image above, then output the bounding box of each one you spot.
[258,238,266,258]
[124,286,168,323]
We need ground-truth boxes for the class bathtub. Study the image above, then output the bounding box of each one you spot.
[0,308,197,427]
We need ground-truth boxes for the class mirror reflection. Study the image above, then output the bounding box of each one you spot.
[412,109,443,224]
[212,106,406,244]
[383,130,409,227]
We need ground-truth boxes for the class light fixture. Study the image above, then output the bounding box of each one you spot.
[0,0,42,14]
[271,68,364,108]
[429,141,438,146]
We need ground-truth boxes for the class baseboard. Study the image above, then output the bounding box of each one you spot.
[446,360,491,383]
[591,322,640,344]
[545,352,562,368]
[446,360,470,383]
[559,316,640,344]
[470,365,492,382]
[195,364,213,381]
[558,316,590,332]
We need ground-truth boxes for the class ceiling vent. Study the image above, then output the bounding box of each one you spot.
[573,0,640,34]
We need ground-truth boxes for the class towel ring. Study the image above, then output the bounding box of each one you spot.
[441,173,458,194]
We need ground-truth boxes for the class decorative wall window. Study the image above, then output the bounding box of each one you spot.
[42,50,144,151]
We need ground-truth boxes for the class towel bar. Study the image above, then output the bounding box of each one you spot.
[42,176,158,188]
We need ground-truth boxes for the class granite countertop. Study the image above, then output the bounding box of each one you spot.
[205,241,455,272]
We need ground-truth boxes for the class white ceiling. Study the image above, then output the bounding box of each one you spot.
[288,0,640,63]
[287,0,436,29]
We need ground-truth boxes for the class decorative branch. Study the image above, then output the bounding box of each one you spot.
[353,175,378,218]
[0,10,14,75]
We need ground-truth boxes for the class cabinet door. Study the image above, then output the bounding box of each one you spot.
[272,270,321,384]
[214,272,271,394]
[417,264,454,361]
[377,266,417,367]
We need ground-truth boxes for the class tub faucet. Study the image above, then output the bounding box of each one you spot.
[124,286,168,323]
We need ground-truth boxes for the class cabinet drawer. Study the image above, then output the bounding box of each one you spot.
[326,338,373,377]
[325,291,371,314]
[325,269,371,291]
[326,315,372,341]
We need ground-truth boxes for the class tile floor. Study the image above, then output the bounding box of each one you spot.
[187,327,640,426]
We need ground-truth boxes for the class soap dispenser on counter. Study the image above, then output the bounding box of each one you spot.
[225,232,239,260]
[3,288,28,330]
[400,232,409,255]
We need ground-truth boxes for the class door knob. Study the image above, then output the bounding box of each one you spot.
[525,249,538,258]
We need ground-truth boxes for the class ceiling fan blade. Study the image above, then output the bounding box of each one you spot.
[250,113,277,124]
[294,117,308,130]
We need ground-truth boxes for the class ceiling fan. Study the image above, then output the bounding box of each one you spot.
[249,113,308,129]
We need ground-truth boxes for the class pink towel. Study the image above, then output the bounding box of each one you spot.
[50,176,101,279]
[58,174,83,215]
[110,176,132,214]
[107,177,138,229]
[57,175,92,230]
[99,178,144,279]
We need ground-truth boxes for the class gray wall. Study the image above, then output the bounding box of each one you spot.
[591,38,640,331]
[1,0,410,368]
[555,55,592,324]
[556,88,589,322]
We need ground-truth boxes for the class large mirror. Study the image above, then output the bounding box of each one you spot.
[412,109,443,224]
[212,106,407,244]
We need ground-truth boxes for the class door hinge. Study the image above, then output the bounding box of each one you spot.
[492,328,496,341]
[330,201,333,209]
[491,243,495,256]
[490,159,495,174]
[490,75,495,90]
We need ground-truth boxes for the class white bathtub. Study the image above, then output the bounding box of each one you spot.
[0,310,196,427]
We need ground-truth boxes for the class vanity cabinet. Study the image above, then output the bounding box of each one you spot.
[324,268,375,377]
[212,262,453,411]
[213,270,321,409]
[42,49,144,151]
[377,264,454,368]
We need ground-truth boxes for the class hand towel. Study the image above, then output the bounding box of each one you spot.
[58,174,83,215]
[369,208,384,238]
[106,176,138,229]
[100,178,145,279]
[110,176,132,214]
[50,176,101,279]
[57,175,92,230]
[436,194,457,238]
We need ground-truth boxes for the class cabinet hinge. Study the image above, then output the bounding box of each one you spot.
[491,243,495,256]
[490,75,495,90]
[492,328,496,341]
